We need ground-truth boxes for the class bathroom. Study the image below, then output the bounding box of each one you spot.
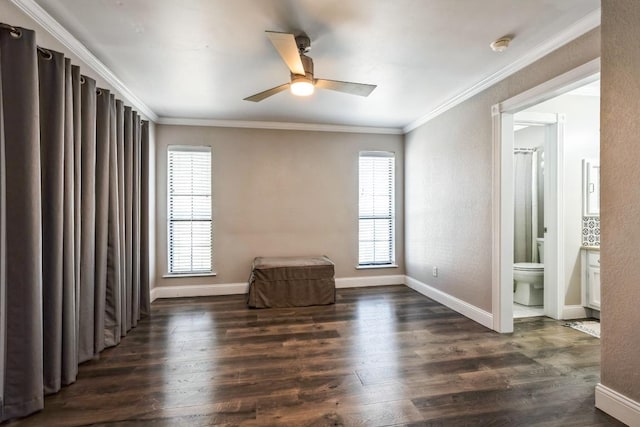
[512,132,545,318]
[512,79,600,321]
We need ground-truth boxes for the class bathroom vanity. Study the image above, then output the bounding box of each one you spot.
[581,247,600,311]
[581,158,600,313]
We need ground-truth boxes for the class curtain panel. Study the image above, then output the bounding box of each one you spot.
[0,23,150,421]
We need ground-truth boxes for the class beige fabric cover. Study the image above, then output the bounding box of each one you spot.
[248,256,336,308]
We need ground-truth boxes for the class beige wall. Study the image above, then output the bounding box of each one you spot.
[155,125,404,287]
[526,94,600,306]
[601,0,640,403]
[404,28,600,312]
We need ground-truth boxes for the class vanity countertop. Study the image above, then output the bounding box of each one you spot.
[582,246,600,251]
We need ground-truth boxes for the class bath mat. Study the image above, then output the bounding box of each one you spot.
[565,320,600,338]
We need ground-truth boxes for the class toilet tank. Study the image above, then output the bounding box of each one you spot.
[537,238,544,263]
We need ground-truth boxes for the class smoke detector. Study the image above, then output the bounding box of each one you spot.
[490,37,511,52]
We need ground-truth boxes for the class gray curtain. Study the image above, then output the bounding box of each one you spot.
[116,100,127,337]
[514,152,534,263]
[78,75,96,363]
[140,121,150,316]
[124,107,133,332]
[71,65,82,369]
[132,117,141,327]
[0,23,150,422]
[62,59,79,387]
[105,94,122,347]
[95,88,111,355]
[0,24,44,420]
[39,47,65,396]
[38,46,79,395]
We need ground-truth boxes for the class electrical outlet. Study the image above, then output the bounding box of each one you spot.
[432,266,438,277]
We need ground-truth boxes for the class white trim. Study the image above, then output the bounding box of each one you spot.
[562,305,588,320]
[149,275,496,331]
[162,272,217,279]
[513,111,559,126]
[150,275,406,301]
[405,276,493,330]
[403,10,601,134]
[595,383,640,426]
[355,264,399,270]
[491,59,600,333]
[156,117,403,135]
[10,0,158,122]
[492,111,514,333]
[544,117,566,321]
[150,283,248,301]
[335,275,405,288]
[498,59,601,113]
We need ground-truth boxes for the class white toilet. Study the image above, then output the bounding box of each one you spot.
[513,238,544,306]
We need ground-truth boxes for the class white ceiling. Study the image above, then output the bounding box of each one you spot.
[30,0,600,130]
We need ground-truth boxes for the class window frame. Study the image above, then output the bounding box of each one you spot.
[166,145,214,276]
[358,151,396,268]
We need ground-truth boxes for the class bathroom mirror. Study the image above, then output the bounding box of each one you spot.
[582,158,600,216]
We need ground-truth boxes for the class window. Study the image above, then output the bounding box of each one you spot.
[358,151,395,266]
[167,146,212,274]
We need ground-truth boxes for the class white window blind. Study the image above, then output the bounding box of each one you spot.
[167,146,212,274]
[359,152,395,266]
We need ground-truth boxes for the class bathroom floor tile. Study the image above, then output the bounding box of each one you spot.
[513,302,545,318]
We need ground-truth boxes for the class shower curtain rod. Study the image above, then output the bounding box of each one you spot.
[514,147,538,153]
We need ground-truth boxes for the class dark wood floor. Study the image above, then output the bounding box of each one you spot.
[10,285,622,427]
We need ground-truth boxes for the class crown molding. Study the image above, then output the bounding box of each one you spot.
[10,0,158,122]
[403,8,601,134]
[156,117,404,135]
[10,0,599,134]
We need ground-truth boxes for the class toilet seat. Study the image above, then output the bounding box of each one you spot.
[514,262,544,271]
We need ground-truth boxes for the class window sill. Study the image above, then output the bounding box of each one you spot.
[356,264,399,270]
[163,272,217,279]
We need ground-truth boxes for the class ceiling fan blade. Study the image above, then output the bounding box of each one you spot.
[243,83,290,102]
[266,31,305,76]
[315,79,377,97]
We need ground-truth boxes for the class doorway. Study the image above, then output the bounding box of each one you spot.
[491,58,600,333]
[512,112,562,319]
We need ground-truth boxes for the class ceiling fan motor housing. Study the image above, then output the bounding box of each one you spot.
[294,35,314,82]
[295,35,311,53]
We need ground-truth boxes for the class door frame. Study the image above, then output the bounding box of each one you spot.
[513,112,564,323]
[491,58,600,333]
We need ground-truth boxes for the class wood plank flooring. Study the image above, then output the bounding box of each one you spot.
[9,285,623,426]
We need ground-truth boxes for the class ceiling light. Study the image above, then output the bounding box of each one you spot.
[290,75,314,96]
[490,37,511,52]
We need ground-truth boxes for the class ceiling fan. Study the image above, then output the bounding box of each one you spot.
[244,31,377,102]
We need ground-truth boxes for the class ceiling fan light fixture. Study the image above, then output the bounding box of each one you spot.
[290,75,314,96]
[244,31,376,102]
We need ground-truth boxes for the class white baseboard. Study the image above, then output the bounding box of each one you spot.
[150,283,248,301]
[150,274,405,302]
[596,383,640,426]
[335,275,405,288]
[404,275,493,329]
[562,304,588,320]
[151,275,493,333]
